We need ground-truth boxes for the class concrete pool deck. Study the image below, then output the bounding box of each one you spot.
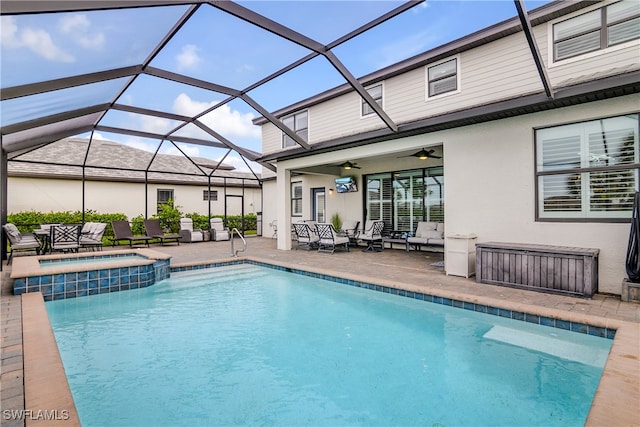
[1,236,639,426]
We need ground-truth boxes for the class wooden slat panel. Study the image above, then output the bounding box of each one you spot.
[475,242,599,297]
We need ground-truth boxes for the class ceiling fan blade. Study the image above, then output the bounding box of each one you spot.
[334,161,361,169]
[397,148,441,159]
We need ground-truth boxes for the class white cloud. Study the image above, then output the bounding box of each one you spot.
[22,27,75,62]
[58,14,105,48]
[176,44,202,71]
[1,16,20,47]
[1,16,74,62]
[172,93,261,140]
[138,114,176,136]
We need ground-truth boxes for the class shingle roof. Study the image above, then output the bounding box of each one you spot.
[8,138,261,187]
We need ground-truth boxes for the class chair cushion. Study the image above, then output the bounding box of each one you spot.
[424,230,443,240]
[334,236,350,245]
[407,236,429,244]
[4,224,21,243]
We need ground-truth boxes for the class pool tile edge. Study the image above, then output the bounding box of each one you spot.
[22,292,80,426]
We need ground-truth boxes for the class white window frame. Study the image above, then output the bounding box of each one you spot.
[535,114,639,221]
[425,56,460,100]
[203,190,218,201]
[291,181,303,217]
[550,0,640,64]
[281,110,308,149]
[361,83,384,118]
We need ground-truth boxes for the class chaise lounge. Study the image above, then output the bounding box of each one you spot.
[111,220,153,247]
[144,219,180,246]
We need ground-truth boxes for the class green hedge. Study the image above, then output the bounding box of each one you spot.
[6,210,258,241]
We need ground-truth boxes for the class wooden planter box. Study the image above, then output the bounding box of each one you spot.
[475,242,599,298]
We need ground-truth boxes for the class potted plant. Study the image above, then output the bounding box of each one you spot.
[331,212,342,231]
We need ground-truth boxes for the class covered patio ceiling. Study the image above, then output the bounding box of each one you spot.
[1,0,556,179]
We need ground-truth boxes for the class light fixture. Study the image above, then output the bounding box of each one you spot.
[398,148,442,160]
[338,161,360,169]
[329,188,334,195]
[415,149,430,160]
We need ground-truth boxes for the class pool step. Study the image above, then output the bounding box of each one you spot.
[154,265,269,293]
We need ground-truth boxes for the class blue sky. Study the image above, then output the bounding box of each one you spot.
[1,0,551,172]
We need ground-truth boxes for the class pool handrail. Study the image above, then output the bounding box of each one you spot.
[230,228,246,257]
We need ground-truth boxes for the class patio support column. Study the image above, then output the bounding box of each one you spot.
[0,147,7,265]
[276,166,292,250]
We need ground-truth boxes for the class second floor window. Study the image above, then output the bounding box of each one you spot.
[427,58,457,97]
[362,83,383,116]
[553,0,640,62]
[282,111,308,148]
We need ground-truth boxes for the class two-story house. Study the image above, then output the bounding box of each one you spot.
[255,0,640,296]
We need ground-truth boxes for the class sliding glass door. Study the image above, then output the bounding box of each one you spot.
[365,167,443,232]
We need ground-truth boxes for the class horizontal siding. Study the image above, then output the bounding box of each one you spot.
[261,122,283,156]
[261,0,639,155]
[384,68,426,124]
[309,92,387,144]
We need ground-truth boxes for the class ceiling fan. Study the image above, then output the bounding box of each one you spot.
[336,161,361,170]
[398,148,442,160]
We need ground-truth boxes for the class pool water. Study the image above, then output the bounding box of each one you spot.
[46,264,612,426]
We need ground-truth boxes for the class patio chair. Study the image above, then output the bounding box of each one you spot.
[179,218,204,243]
[360,220,385,252]
[292,222,319,250]
[50,224,81,253]
[209,218,230,241]
[2,223,41,263]
[111,220,153,247]
[144,219,180,246]
[79,222,107,251]
[269,220,277,238]
[341,220,360,246]
[315,223,350,254]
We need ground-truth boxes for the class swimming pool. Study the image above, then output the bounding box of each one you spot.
[46,263,612,426]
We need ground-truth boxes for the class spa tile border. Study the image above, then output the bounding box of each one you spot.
[14,258,170,301]
[171,260,617,340]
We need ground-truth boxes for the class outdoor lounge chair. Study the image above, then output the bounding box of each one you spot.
[341,220,360,246]
[2,223,41,263]
[209,218,230,241]
[315,223,350,254]
[50,224,81,253]
[360,220,385,252]
[179,218,204,243]
[111,220,153,247]
[144,219,180,245]
[292,222,319,250]
[79,222,107,251]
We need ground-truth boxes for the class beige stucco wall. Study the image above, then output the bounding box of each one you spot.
[266,95,638,294]
[444,96,639,294]
[7,177,261,220]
